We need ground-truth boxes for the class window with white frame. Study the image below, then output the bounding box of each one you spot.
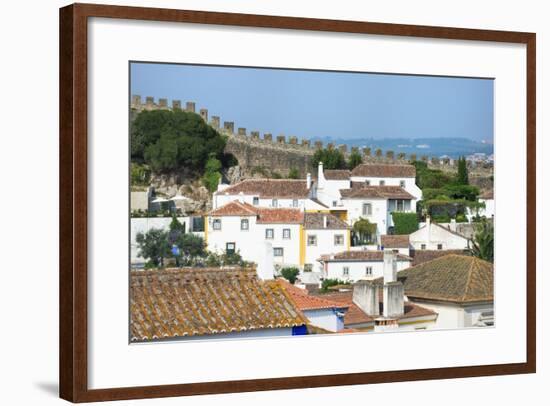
[362,203,372,216]
[399,180,406,188]
[437,243,443,250]
[252,197,259,205]
[265,228,274,239]
[334,234,344,246]
[273,247,284,257]
[226,242,235,255]
[292,199,299,208]
[343,267,349,276]
[332,201,337,207]
[283,228,291,239]
[240,218,249,230]
[212,219,221,230]
[307,235,317,246]
[272,199,278,207]
[421,244,426,250]
[379,180,385,186]
[365,266,373,276]
[365,180,371,186]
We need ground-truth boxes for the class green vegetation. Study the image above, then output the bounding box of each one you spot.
[130,162,151,186]
[131,109,228,173]
[202,154,222,192]
[136,228,171,268]
[456,156,469,185]
[391,212,419,234]
[280,267,300,284]
[288,168,300,179]
[312,148,347,170]
[469,219,494,262]
[320,279,350,293]
[352,217,377,245]
[347,150,363,169]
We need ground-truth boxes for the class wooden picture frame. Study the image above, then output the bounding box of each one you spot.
[59,3,536,402]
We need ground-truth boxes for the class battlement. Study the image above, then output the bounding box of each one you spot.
[130,95,492,172]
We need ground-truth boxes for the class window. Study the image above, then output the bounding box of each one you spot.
[252,197,259,206]
[283,228,291,239]
[273,247,284,257]
[292,199,299,208]
[343,267,350,276]
[379,180,385,186]
[399,180,406,188]
[365,266,373,276]
[240,219,249,230]
[362,203,372,216]
[226,242,235,255]
[272,198,278,207]
[396,200,404,212]
[332,201,337,207]
[421,244,426,250]
[212,219,221,230]
[334,234,344,246]
[304,264,313,272]
[365,180,371,186]
[392,249,399,253]
[437,244,443,250]
[307,235,317,246]
[265,228,274,239]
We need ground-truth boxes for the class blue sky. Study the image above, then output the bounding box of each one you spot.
[130,62,494,142]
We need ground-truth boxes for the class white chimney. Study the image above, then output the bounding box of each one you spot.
[256,241,274,280]
[426,215,432,245]
[450,218,457,232]
[323,214,328,229]
[352,280,379,316]
[383,250,398,283]
[306,172,312,189]
[317,161,325,188]
[238,191,244,203]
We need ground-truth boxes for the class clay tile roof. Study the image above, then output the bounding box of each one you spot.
[397,254,493,304]
[351,163,416,178]
[304,212,350,230]
[130,268,306,341]
[277,279,349,311]
[208,200,257,216]
[214,178,311,199]
[256,207,304,224]
[318,291,436,326]
[319,250,412,262]
[381,235,410,248]
[324,169,351,180]
[412,249,469,266]
[340,186,415,199]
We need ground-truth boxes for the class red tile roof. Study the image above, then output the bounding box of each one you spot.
[340,185,415,199]
[304,212,349,230]
[324,169,351,180]
[351,163,416,178]
[209,201,257,216]
[214,178,312,198]
[130,268,306,341]
[381,235,410,248]
[209,201,304,224]
[412,249,469,266]
[319,250,412,262]
[277,279,349,311]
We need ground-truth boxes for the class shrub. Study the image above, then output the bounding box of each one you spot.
[320,279,350,293]
[288,168,300,179]
[391,212,419,234]
[281,267,300,284]
[312,148,347,170]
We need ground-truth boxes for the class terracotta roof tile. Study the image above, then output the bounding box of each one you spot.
[130,268,306,341]
[277,279,349,311]
[324,170,351,180]
[381,235,410,248]
[351,163,416,178]
[209,201,257,216]
[396,254,493,303]
[319,250,412,262]
[412,249,469,266]
[304,212,349,230]
[214,179,312,199]
[256,207,304,224]
[340,186,415,199]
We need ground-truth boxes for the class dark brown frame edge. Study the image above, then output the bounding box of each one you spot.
[59,3,536,403]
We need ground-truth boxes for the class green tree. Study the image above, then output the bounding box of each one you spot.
[320,278,350,293]
[391,212,419,234]
[457,156,469,185]
[202,155,222,192]
[347,150,363,169]
[352,218,377,244]
[469,219,494,262]
[136,228,170,268]
[175,233,206,261]
[288,168,300,179]
[281,267,300,284]
[130,163,151,186]
[312,148,347,170]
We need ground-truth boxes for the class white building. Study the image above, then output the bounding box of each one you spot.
[206,201,350,271]
[409,217,470,251]
[380,234,411,256]
[396,254,494,329]
[349,163,422,201]
[213,177,319,210]
[318,250,412,282]
[478,190,495,219]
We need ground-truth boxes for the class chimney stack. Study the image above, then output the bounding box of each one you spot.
[374,250,405,332]
[306,173,312,189]
[323,214,327,229]
[257,241,274,280]
[383,250,398,283]
[317,161,325,188]
[352,280,380,316]
[450,218,457,233]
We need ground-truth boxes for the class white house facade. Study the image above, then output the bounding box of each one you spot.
[409,217,470,251]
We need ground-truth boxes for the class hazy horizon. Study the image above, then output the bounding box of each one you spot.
[130,62,494,143]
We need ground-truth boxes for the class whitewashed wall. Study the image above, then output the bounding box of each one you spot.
[342,198,388,236]
[304,228,348,270]
[324,259,411,281]
[409,222,470,250]
[303,309,345,332]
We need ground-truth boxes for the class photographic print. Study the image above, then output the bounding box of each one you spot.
[129,62,495,342]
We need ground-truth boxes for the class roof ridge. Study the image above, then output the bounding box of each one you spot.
[460,257,476,302]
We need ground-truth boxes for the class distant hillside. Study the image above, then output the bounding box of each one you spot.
[312,137,493,159]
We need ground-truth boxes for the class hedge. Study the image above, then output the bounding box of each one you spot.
[391,212,419,234]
